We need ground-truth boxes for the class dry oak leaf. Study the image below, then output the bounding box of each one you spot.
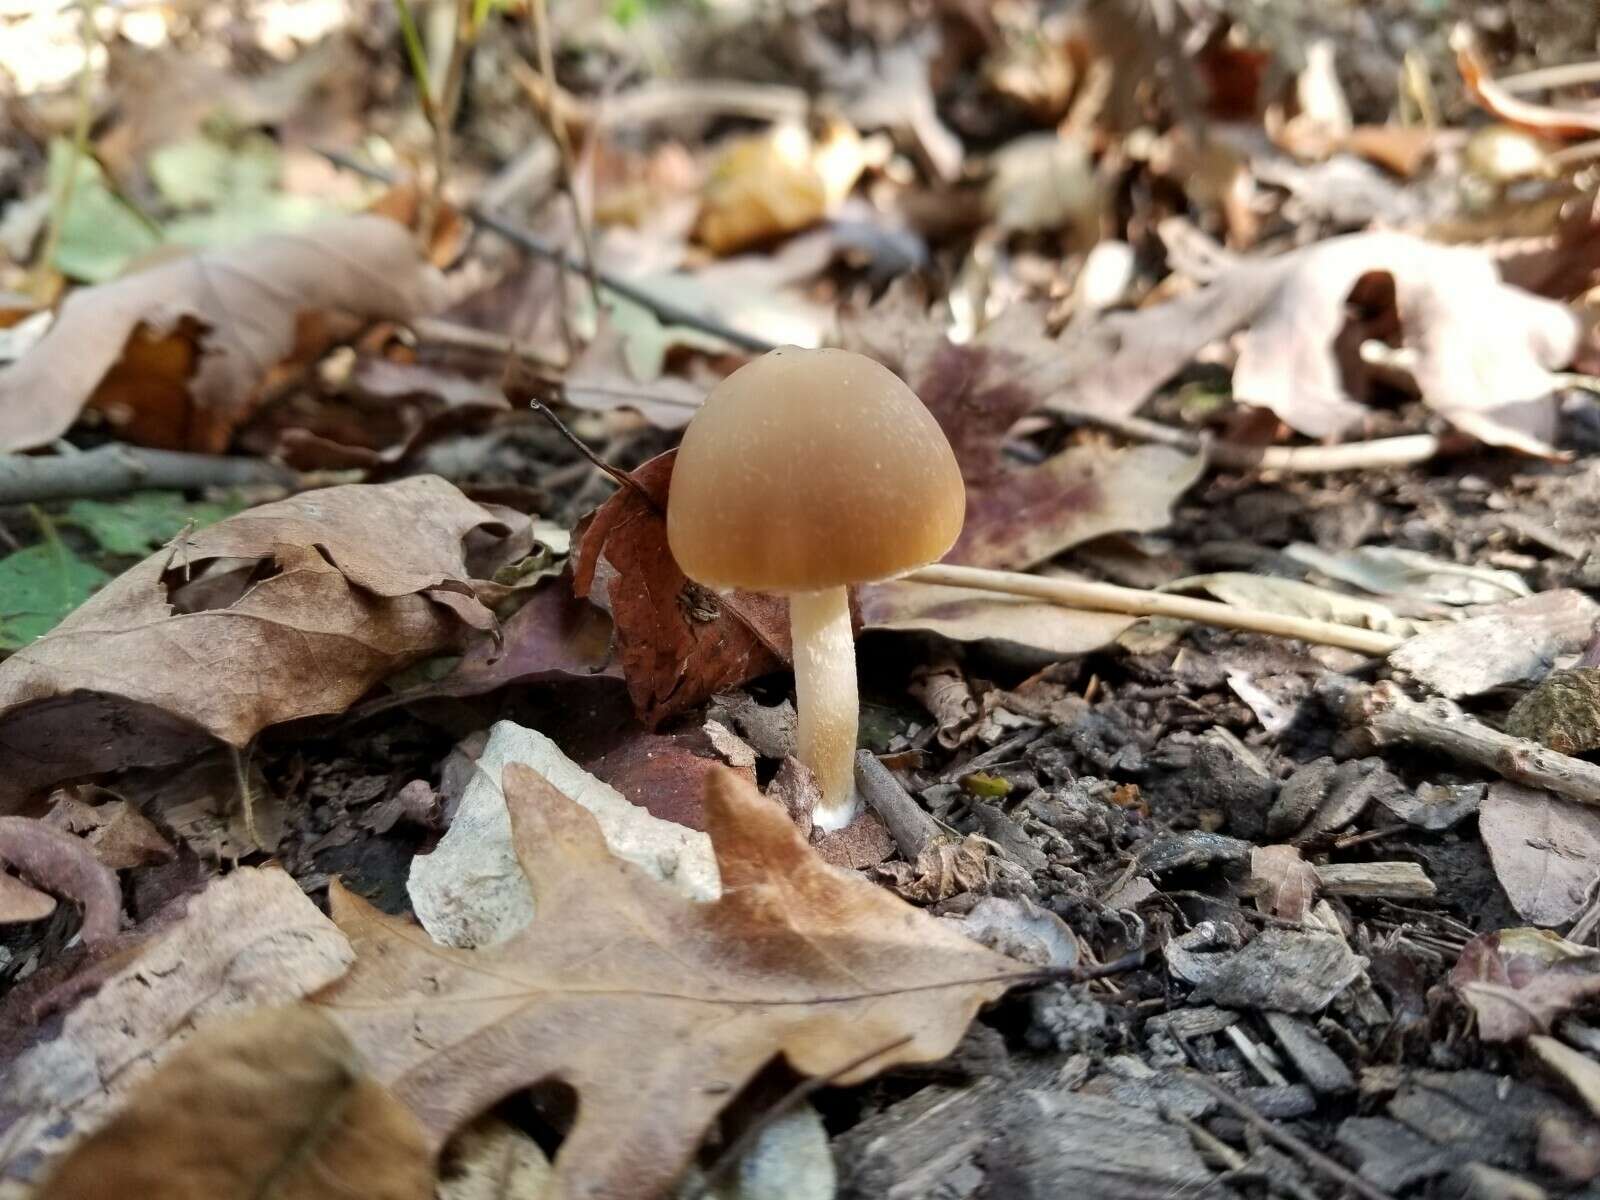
[571,451,791,728]
[317,764,1025,1200]
[1451,927,1600,1042]
[0,476,522,805]
[837,287,1204,571]
[36,1005,432,1200]
[0,215,447,453]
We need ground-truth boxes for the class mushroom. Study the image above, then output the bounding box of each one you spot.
[667,347,964,830]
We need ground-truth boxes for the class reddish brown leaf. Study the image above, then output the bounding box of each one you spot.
[1451,928,1600,1042]
[572,451,791,727]
[839,291,1203,570]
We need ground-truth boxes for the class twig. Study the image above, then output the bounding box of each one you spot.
[1066,411,1450,473]
[318,148,776,354]
[519,3,603,313]
[906,563,1402,656]
[856,750,941,860]
[31,0,99,299]
[1319,677,1600,807]
[0,445,301,505]
[1494,59,1600,94]
[1185,1072,1399,1200]
[522,397,657,508]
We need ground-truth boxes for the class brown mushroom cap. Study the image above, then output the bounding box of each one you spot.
[667,346,965,593]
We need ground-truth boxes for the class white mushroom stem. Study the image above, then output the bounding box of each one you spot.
[789,586,860,830]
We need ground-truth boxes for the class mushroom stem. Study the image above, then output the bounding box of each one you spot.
[789,586,859,830]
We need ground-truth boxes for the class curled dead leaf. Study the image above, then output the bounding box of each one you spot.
[1452,928,1600,1042]
[0,476,525,804]
[0,215,447,453]
[318,765,1025,1198]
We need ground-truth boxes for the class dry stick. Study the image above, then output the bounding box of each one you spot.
[1321,677,1600,807]
[1494,59,1600,93]
[856,750,942,860]
[1067,411,1450,473]
[519,4,603,312]
[523,397,658,508]
[0,445,301,505]
[907,563,1403,656]
[319,149,776,354]
[1185,1073,1399,1200]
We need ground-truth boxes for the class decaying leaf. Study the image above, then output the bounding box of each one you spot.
[2,867,351,1184]
[1285,543,1529,607]
[0,215,447,453]
[318,765,1025,1198]
[0,816,120,944]
[1250,844,1319,923]
[1172,573,1427,638]
[1479,783,1600,928]
[36,1006,432,1200]
[0,476,525,804]
[1452,928,1600,1042]
[571,452,791,727]
[859,580,1136,656]
[838,291,1204,570]
[1389,590,1600,699]
[695,120,867,255]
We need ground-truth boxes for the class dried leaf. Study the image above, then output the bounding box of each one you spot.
[318,766,1023,1197]
[1389,590,1600,699]
[1480,783,1600,928]
[0,215,447,452]
[0,874,56,925]
[1456,29,1600,139]
[1250,845,1319,923]
[439,1119,553,1200]
[36,1006,432,1200]
[1452,928,1600,1042]
[859,580,1135,656]
[695,121,866,255]
[1231,233,1579,453]
[0,816,119,944]
[1174,573,1426,638]
[571,451,790,727]
[2,867,351,1182]
[0,477,522,803]
[838,292,1204,570]
[1285,543,1530,607]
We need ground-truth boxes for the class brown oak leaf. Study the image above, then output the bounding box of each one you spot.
[317,764,1025,1199]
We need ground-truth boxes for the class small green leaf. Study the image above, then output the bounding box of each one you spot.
[48,139,160,282]
[0,540,109,649]
[64,491,242,557]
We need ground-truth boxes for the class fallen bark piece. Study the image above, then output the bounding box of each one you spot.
[320,766,1027,1198]
[1262,1013,1356,1095]
[1165,922,1364,1013]
[1314,861,1436,900]
[35,1006,432,1200]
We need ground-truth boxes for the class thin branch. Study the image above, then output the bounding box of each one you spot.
[318,148,776,354]
[32,0,99,299]
[522,397,658,509]
[1320,677,1600,807]
[907,563,1403,656]
[519,3,603,313]
[1185,1073,1399,1200]
[1494,59,1600,94]
[0,446,301,505]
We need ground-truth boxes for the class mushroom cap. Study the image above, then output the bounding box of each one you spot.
[667,346,965,592]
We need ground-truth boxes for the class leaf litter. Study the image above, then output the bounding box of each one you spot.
[4,2,1600,1197]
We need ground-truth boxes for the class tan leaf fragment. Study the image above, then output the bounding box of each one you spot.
[860,581,1136,658]
[1479,783,1600,928]
[0,215,447,452]
[1250,845,1319,923]
[36,1006,432,1200]
[318,765,1025,1199]
[0,476,521,804]
[1451,928,1600,1042]
[2,867,351,1182]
